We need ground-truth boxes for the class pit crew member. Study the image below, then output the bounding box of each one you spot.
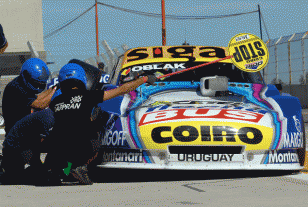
[1,109,55,185]
[48,63,157,185]
[2,58,56,172]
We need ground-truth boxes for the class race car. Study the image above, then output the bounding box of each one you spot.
[95,45,306,170]
[14,45,306,172]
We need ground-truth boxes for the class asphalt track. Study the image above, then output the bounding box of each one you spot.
[0,115,308,206]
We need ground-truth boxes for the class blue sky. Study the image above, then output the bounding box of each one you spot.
[42,0,308,74]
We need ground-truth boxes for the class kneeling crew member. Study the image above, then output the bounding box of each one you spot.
[1,109,55,185]
[48,63,157,185]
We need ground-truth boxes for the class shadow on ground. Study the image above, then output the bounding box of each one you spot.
[0,167,301,186]
[89,167,300,183]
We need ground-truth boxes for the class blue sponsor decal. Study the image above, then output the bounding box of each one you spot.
[282,115,304,149]
[102,148,143,163]
[47,77,59,89]
[102,118,129,148]
[100,74,110,83]
[267,94,303,149]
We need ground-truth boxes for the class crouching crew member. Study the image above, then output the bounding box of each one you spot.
[48,63,157,185]
[2,58,55,134]
[1,109,55,185]
[2,58,56,177]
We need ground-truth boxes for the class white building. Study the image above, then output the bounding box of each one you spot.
[0,0,45,113]
[0,0,46,76]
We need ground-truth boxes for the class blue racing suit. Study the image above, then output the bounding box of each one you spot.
[1,109,54,181]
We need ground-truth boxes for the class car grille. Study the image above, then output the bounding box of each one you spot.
[168,146,244,154]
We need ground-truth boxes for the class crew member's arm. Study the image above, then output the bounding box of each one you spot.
[103,75,156,101]
[30,87,57,109]
[0,42,8,54]
[0,24,8,54]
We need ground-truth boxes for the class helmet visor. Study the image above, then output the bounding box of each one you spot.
[28,78,46,91]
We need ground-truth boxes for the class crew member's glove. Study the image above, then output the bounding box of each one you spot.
[146,74,158,85]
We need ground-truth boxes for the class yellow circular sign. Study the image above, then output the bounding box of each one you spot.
[228,33,269,72]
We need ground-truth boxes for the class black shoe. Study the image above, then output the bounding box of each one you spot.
[61,169,77,181]
[71,165,93,185]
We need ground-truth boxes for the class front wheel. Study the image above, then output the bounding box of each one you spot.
[297,118,306,166]
[0,114,4,127]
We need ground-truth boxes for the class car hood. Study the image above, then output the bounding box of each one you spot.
[133,90,275,151]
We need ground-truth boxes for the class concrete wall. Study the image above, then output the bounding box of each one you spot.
[0,0,46,74]
[0,0,46,76]
[0,0,46,113]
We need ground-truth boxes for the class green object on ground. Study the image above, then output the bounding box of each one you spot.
[63,162,72,176]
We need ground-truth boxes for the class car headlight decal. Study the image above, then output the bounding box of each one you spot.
[237,127,263,145]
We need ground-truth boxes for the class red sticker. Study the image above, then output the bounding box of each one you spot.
[139,109,265,126]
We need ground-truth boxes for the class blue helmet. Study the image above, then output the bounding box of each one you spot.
[20,58,50,93]
[58,63,87,88]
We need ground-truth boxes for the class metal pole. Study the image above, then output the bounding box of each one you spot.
[301,38,306,84]
[275,45,278,83]
[95,0,99,57]
[302,32,308,85]
[121,44,129,52]
[100,53,110,73]
[101,40,116,71]
[274,37,282,84]
[263,39,270,81]
[162,0,166,46]
[258,5,263,40]
[288,34,295,85]
[27,40,40,59]
[288,41,291,84]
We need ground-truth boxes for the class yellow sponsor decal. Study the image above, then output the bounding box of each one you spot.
[122,46,231,68]
[139,121,273,151]
[228,33,269,72]
[151,101,172,106]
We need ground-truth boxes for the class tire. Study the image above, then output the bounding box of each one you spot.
[297,145,306,166]
[0,153,3,171]
[297,119,306,166]
[0,114,4,127]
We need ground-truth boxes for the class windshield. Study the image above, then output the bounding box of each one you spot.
[119,61,263,84]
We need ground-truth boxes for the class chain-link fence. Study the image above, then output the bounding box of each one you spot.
[264,31,308,85]
[82,42,129,75]
[263,31,308,108]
